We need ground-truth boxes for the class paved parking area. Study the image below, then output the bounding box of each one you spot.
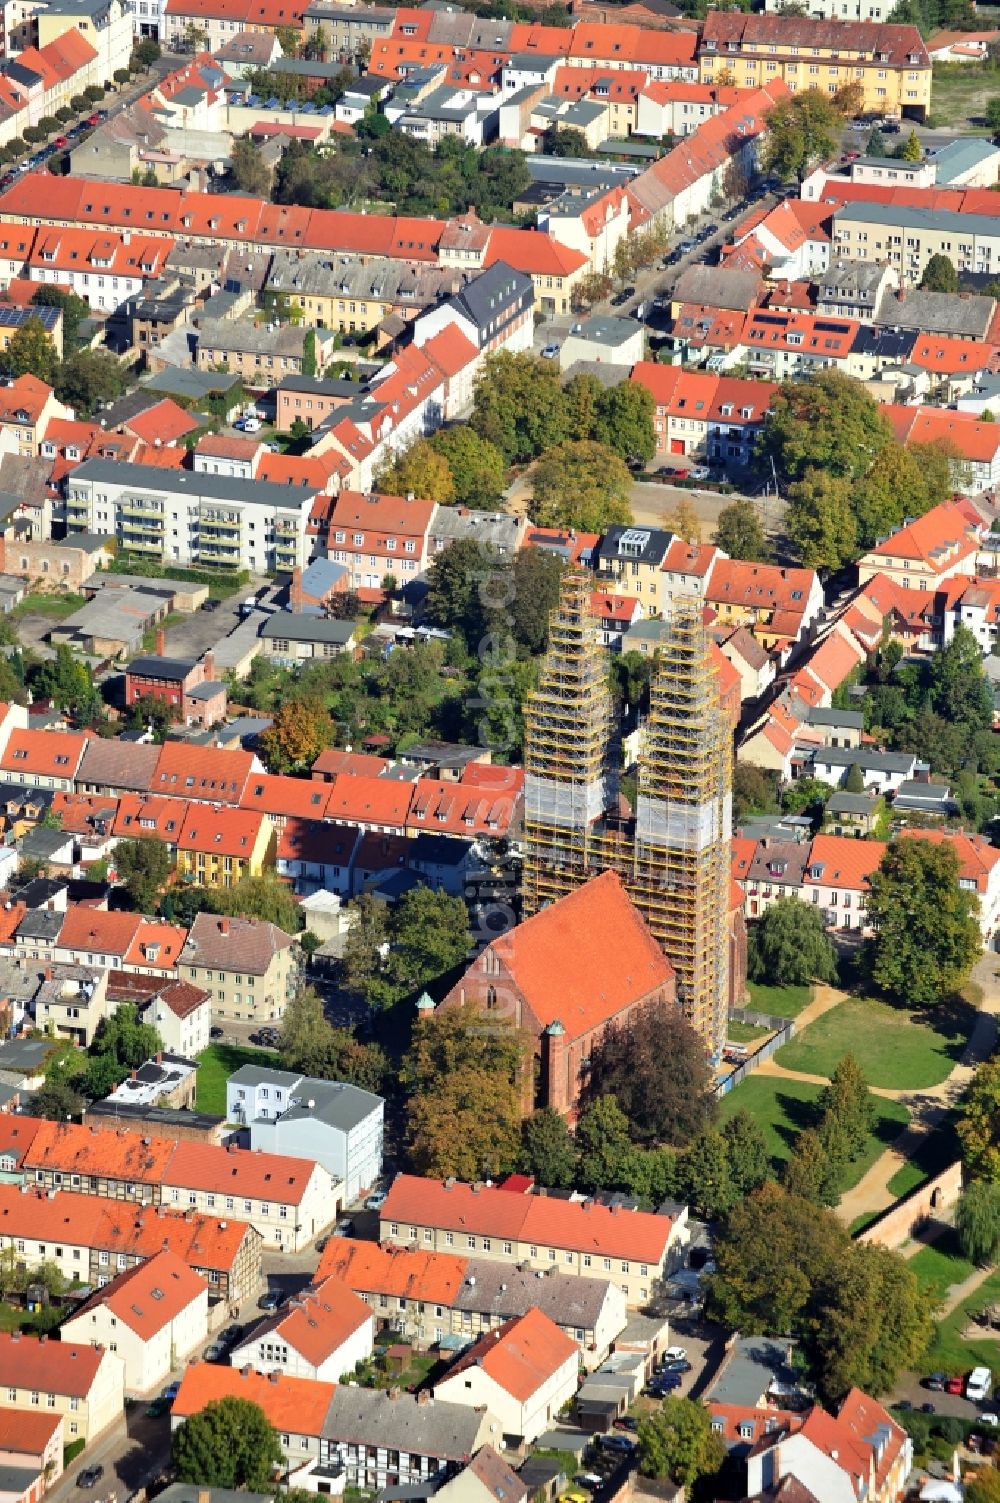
[160,582,262,661]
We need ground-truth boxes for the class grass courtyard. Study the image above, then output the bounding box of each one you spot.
[927,63,996,130]
[774,995,973,1091]
[12,592,86,620]
[909,1231,977,1308]
[717,1073,910,1189]
[195,1042,279,1115]
[746,981,813,1019]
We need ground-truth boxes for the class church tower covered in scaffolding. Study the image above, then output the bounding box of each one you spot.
[521,572,733,1057]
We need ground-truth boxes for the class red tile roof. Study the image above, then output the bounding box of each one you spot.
[241,773,333,821]
[381,1175,677,1264]
[165,1141,318,1206]
[0,1333,107,1397]
[0,729,90,779]
[122,399,200,447]
[252,1274,372,1366]
[326,774,414,828]
[68,1248,206,1340]
[480,869,673,1041]
[805,834,887,892]
[438,1308,576,1404]
[112,793,188,842]
[317,1240,467,1305]
[172,1363,335,1435]
[177,803,268,859]
[149,743,254,804]
[863,495,983,570]
[0,1409,62,1456]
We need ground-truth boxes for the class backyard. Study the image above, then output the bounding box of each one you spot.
[717,1073,910,1189]
[774,995,973,1091]
[12,592,86,620]
[195,1042,279,1115]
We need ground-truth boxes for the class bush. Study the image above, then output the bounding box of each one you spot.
[55,106,72,122]
[22,126,44,143]
[64,1440,86,1467]
[83,85,104,103]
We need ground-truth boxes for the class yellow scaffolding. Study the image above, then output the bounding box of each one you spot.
[521,574,732,1056]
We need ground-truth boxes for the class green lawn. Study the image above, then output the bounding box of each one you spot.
[747,981,812,1019]
[717,1073,909,1191]
[13,592,86,619]
[774,995,973,1090]
[196,1042,279,1115]
[910,1232,977,1309]
[726,1020,771,1044]
[920,1266,1000,1376]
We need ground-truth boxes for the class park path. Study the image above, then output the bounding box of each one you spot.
[835,955,1000,1227]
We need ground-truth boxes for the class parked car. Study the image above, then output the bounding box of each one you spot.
[200,598,221,611]
[78,1467,105,1489]
[689,466,710,482]
[258,1288,283,1312]
[663,1359,692,1373]
[209,1025,224,1039]
[969,1367,993,1402]
[670,468,690,481]
[663,1347,688,1363]
[882,119,900,133]
[86,113,100,125]
[220,1325,242,1346]
[366,1189,388,1211]
[920,1403,936,1415]
[925,1373,947,1391]
[610,286,635,307]
[599,1435,636,1454]
[945,1375,965,1395]
[203,1342,224,1362]
[333,1217,355,1238]
[53,135,69,148]
[540,344,560,359]
[576,1475,604,1489]
[237,416,262,433]
[678,240,696,255]
[981,1413,999,1427]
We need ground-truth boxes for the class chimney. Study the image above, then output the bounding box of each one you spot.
[290,566,303,613]
[155,1051,162,1064]
[218,919,229,936]
[198,1492,211,1503]
[417,1389,431,1405]
[155,628,166,656]
[203,652,214,682]
[44,967,52,982]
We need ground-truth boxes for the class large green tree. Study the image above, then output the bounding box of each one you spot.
[172,1398,283,1490]
[2,316,56,383]
[592,382,656,465]
[582,1001,715,1148]
[921,253,959,293]
[956,1180,1000,1264]
[958,1058,1000,1181]
[713,499,771,562]
[471,351,567,464]
[55,349,128,416]
[762,370,893,487]
[113,836,172,911]
[520,1107,577,1188]
[785,469,858,572]
[375,438,455,504]
[208,873,303,934]
[532,440,633,532]
[403,999,527,1179]
[637,1398,727,1487]
[429,425,507,508]
[818,1053,876,1161]
[278,987,387,1092]
[762,88,852,182]
[748,897,838,987]
[259,696,333,773]
[866,838,981,1005]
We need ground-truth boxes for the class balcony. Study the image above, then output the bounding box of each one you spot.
[120,500,164,519]
[199,542,241,563]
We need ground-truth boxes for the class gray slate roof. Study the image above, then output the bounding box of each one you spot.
[874,286,995,340]
[453,1260,615,1329]
[261,612,356,645]
[322,1387,489,1457]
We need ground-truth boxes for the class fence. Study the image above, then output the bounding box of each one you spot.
[856,1161,963,1248]
[714,1011,796,1098]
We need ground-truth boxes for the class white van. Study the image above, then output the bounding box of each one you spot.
[968,1367,992,1402]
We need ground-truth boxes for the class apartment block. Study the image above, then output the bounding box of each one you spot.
[64,460,316,573]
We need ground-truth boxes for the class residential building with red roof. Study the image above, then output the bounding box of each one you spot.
[117,399,199,448]
[744,1391,911,1503]
[112,793,188,851]
[231,1273,373,1381]
[704,560,824,650]
[28,228,173,314]
[275,817,358,898]
[724,198,834,280]
[170,1364,335,1468]
[857,495,986,588]
[883,405,1000,490]
[802,833,887,933]
[62,1249,208,1394]
[148,742,257,806]
[589,590,644,648]
[433,1308,578,1443]
[403,778,522,841]
[51,909,185,977]
[325,774,415,835]
[439,869,675,1119]
[0,728,90,789]
[0,1183,261,1305]
[379,1172,684,1307]
[0,1332,123,1445]
[698,14,930,120]
[175,804,272,888]
[327,490,437,593]
[162,1141,337,1252]
[0,1407,64,1492]
[317,1240,626,1367]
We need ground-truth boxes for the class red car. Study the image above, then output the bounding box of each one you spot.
[86,113,100,126]
[671,468,690,481]
[53,136,68,148]
[946,1375,965,1395]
